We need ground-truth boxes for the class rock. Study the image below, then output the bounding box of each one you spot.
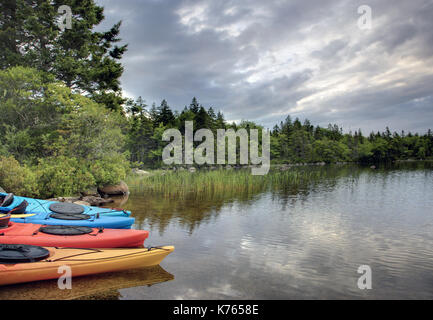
[188,167,196,173]
[370,165,376,169]
[0,186,6,193]
[48,197,81,203]
[46,196,114,207]
[226,165,233,170]
[81,187,99,197]
[74,200,91,206]
[131,168,150,175]
[81,196,114,206]
[97,181,129,196]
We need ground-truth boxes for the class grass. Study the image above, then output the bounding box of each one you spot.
[125,166,333,198]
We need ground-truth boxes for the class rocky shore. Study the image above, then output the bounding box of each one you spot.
[48,181,130,206]
[0,180,130,208]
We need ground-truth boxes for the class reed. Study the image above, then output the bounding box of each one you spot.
[125,167,329,198]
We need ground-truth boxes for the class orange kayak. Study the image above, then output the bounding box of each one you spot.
[0,221,148,248]
[0,245,174,286]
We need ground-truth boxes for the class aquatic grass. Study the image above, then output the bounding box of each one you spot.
[125,166,337,199]
[127,169,266,197]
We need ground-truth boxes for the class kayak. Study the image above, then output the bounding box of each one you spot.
[0,192,131,217]
[8,212,135,229]
[0,193,134,229]
[0,244,174,286]
[0,221,148,248]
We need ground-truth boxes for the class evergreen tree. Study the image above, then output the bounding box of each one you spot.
[156,99,175,126]
[0,0,127,112]
[189,97,200,114]
[195,106,210,130]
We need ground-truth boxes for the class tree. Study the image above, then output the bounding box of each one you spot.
[0,0,127,112]
[126,96,147,117]
[0,66,67,161]
[189,97,200,114]
[195,106,211,130]
[156,99,175,126]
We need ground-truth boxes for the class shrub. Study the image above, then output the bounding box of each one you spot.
[89,154,130,186]
[0,156,38,196]
[35,156,96,198]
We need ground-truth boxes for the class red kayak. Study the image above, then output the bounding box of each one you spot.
[0,220,149,248]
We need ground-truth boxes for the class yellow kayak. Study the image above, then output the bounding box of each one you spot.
[0,245,174,286]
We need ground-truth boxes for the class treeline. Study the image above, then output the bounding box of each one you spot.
[270,116,433,164]
[125,96,433,167]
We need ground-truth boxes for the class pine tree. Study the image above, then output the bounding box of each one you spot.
[189,97,200,114]
[216,111,226,129]
[195,106,210,130]
[0,0,127,112]
[156,99,175,126]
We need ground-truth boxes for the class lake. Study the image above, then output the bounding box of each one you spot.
[122,162,433,299]
[2,162,432,299]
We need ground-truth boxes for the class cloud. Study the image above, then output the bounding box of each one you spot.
[95,0,433,134]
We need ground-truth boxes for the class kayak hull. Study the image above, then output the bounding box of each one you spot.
[0,246,174,286]
[0,222,148,248]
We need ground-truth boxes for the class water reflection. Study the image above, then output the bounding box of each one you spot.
[0,265,174,300]
[124,165,369,233]
[118,162,433,299]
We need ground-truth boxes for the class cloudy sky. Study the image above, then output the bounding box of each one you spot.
[95,0,433,134]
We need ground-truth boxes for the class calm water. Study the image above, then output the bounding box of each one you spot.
[120,162,433,299]
[3,162,433,299]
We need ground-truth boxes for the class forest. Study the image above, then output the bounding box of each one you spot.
[125,96,433,167]
[0,0,432,198]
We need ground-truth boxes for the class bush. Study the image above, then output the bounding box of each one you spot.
[34,156,96,198]
[89,154,130,186]
[0,156,38,196]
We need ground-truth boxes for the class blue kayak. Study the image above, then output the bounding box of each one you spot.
[0,192,131,217]
[0,193,135,229]
[9,212,135,229]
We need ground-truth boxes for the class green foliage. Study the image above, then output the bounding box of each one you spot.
[125,95,433,168]
[0,156,37,197]
[0,67,129,197]
[312,139,350,163]
[60,100,126,161]
[0,0,127,112]
[89,154,130,187]
[34,156,96,199]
